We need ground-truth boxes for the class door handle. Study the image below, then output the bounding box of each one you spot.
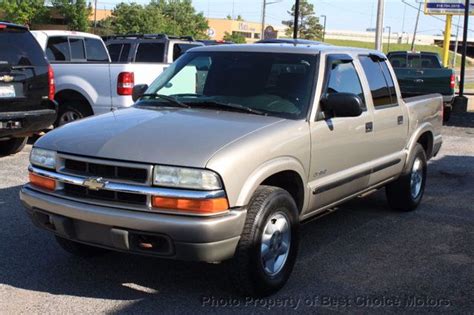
[365,122,373,133]
[397,115,404,125]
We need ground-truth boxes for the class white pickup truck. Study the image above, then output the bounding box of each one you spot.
[32,31,202,126]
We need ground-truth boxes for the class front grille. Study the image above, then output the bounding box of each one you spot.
[63,158,148,184]
[64,183,147,206]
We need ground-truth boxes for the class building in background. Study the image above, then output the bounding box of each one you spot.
[206,18,285,43]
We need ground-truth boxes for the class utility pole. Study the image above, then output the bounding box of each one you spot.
[261,0,267,39]
[411,2,422,51]
[93,0,98,33]
[321,15,327,42]
[294,0,300,39]
[375,0,385,51]
[385,26,391,52]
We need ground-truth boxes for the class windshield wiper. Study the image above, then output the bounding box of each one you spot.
[188,101,267,116]
[138,94,190,108]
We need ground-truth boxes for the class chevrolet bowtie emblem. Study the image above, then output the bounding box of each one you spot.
[0,75,14,83]
[83,177,108,191]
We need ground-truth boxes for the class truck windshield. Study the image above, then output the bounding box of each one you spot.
[143,51,318,119]
[389,53,442,69]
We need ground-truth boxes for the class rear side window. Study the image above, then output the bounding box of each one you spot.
[0,28,47,66]
[69,38,85,60]
[325,58,365,109]
[135,43,165,62]
[107,44,121,62]
[46,36,70,62]
[359,56,397,108]
[173,43,200,61]
[388,53,406,68]
[107,43,130,62]
[85,38,108,62]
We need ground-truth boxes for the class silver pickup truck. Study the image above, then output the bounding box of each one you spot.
[21,44,443,296]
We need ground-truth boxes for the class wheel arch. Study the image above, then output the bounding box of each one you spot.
[55,89,94,116]
[403,123,434,175]
[235,157,308,214]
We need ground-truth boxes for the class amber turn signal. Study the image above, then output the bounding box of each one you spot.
[152,196,229,214]
[29,172,56,191]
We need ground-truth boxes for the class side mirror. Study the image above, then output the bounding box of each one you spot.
[132,84,148,102]
[320,93,363,118]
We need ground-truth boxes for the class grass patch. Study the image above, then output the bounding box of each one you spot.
[325,39,471,67]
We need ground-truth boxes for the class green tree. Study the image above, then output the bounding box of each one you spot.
[103,1,208,39]
[223,31,246,44]
[51,0,91,32]
[0,0,48,27]
[282,0,323,40]
[149,0,209,39]
[105,2,165,34]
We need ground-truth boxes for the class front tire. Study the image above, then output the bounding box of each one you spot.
[386,144,427,211]
[229,186,299,297]
[55,236,107,258]
[0,137,28,156]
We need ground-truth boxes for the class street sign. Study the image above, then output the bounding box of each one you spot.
[424,0,474,15]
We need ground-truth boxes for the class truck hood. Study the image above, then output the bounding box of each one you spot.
[35,108,284,167]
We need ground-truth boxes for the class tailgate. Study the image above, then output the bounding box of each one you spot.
[0,26,50,114]
[109,63,167,109]
[394,68,454,97]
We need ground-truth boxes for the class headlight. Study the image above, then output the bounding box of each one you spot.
[153,166,222,190]
[30,148,57,169]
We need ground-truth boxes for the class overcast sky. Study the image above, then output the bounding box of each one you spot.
[95,0,473,36]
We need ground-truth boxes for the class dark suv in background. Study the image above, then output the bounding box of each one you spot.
[0,22,57,156]
[104,34,203,63]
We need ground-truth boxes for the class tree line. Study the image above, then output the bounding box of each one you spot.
[0,0,209,39]
[0,0,322,41]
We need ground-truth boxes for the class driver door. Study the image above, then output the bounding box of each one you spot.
[307,54,375,213]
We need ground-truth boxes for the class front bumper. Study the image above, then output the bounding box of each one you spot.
[20,186,246,262]
[0,108,57,139]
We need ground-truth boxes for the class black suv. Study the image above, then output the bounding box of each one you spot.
[0,22,57,156]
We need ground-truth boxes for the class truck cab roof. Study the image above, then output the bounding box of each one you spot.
[191,42,385,57]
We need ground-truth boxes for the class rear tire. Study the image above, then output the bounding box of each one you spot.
[55,236,107,258]
[386,144,427,211]
[55,103,90,127]
[443,105,452,122]
[0,137,28,156]
[229,186,299,297]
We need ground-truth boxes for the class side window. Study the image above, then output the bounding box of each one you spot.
[85,38,109,62]
[135,43,165,63]
[359,56,395,108]
[380,61,397,104]
[119,44,130,62]
[325,58,366,109]
[69,37,85,60]
[388,54,406,68]
[46,36,70,61]
[107,44,121,62]
[172,43,200,61]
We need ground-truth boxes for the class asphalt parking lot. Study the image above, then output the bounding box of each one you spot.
[0,114,473,314]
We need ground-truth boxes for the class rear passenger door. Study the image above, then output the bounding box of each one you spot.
[358,55,408,184]
[308,54,374,211]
